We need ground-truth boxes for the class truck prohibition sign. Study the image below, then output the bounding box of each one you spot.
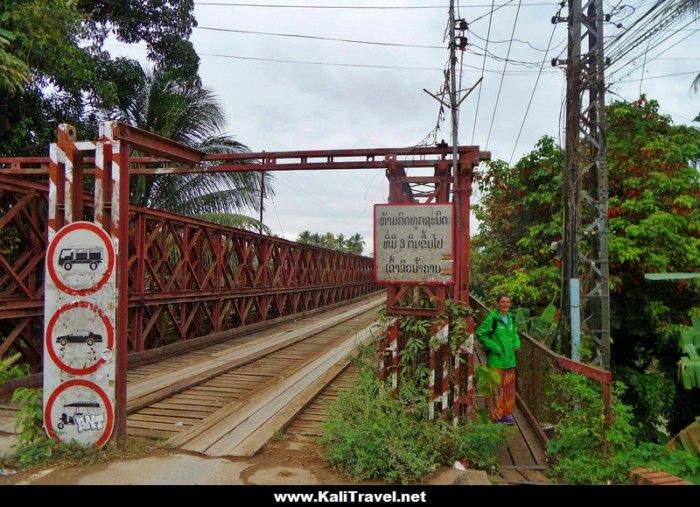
[58,247,103,271]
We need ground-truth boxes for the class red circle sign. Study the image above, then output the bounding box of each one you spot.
[46,221,115,296]
[44,379,114,447]
[45,301,114,376]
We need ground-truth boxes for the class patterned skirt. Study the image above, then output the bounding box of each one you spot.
[485,367,516,422]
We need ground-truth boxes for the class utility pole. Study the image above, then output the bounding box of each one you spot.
[555,0,611,368]
[447,1,471,302]
[449,1,461,298]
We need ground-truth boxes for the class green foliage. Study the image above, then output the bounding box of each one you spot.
[445,415,515,471]
[677,316,700,389]
[512,303,559,348]
[322,367,440,483]
[0,27,28,95]
[474,98,700,438]
[0,0,199,157]
[296,231,366,255]
[617,366,676,442]
[119,65,265,216]
[546,372,638,484]
[473,365,501,396]
[628,442,700,485]
[0,352,29,385]
[11,388,44,449]
[397,316,431,384]
[196,213,272,235]
[3,435,154,471]
[322,365,512,483]
[80,0,198,81]
[473,136,563,312]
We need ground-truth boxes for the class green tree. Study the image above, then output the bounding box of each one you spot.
[0,27,28,95]
[474,98,700,439]
[605,97,700,438]
[346,233,366,255]
[473,136,563,310]
[0,0,199,156]
[115,65,270,217]
[296,231,366,254]
[78,0,199,82]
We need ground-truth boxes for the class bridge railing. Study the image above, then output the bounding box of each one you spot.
[469,295,612,429]
[0,175,377,370]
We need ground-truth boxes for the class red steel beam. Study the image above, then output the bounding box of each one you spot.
[1,149,491,175]
[110,123,205,164]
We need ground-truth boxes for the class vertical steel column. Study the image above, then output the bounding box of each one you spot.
[582,0,611,369]
[454,153,477,418]
[47,143,62,242]
[133,214,146,351]
[561,0,610,368]
[388,320,399,394]
[57,125,75,223]
[103,121,130,439]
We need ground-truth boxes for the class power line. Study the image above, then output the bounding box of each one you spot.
[471,0,495,145]
[615,69,700,83]
[467,27,564,53]
[106,43,551,74]
[608,24,700,84]
[485,0,522,150]
[508,5,562,164]
[195,1,558,10]
[195,25,444,49]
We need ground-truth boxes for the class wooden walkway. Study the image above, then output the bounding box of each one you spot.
[125,296,384,449]
[474,347,550,484]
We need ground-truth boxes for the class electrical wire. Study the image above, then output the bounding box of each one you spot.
[614,69,700,83]
[508,5,562,164]
[195,1,557,10]
[471,0,496,145]
[106,43,552,75]
[195,25,445,49]
[485,0,522,150]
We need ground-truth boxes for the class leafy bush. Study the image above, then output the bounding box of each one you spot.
[628,443,700,485]
[0,352,29,385]
[445,415,514,470]
[322,365,512,483]
[546,372,638,484]
[12,388,43,447]
[10,387,52,468]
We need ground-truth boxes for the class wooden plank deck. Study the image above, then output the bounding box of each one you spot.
[125,300,382,442]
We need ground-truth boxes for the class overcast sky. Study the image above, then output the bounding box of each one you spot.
[108,1,699,254]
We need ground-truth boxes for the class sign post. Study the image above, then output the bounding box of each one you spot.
[374,203,455,285]
[43,221,116,447]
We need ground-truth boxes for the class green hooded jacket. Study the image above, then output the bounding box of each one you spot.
[476,309,521,369]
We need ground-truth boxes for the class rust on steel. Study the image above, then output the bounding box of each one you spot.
[0,176,377,369]
[110,123,205,164]
[1,147,491,175]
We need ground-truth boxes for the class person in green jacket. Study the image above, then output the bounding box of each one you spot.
[476,292,521,425]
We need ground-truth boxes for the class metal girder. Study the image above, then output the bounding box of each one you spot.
[1,150,491,175]
[0,175,376,369]
[109,123,205,164]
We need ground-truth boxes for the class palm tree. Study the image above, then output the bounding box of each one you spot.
[115,65,273,218]
[346,233,365,255]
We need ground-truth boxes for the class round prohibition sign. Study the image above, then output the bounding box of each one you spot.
[46,301,114,376]
[44,379,114,447]
[46,221,115,296]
